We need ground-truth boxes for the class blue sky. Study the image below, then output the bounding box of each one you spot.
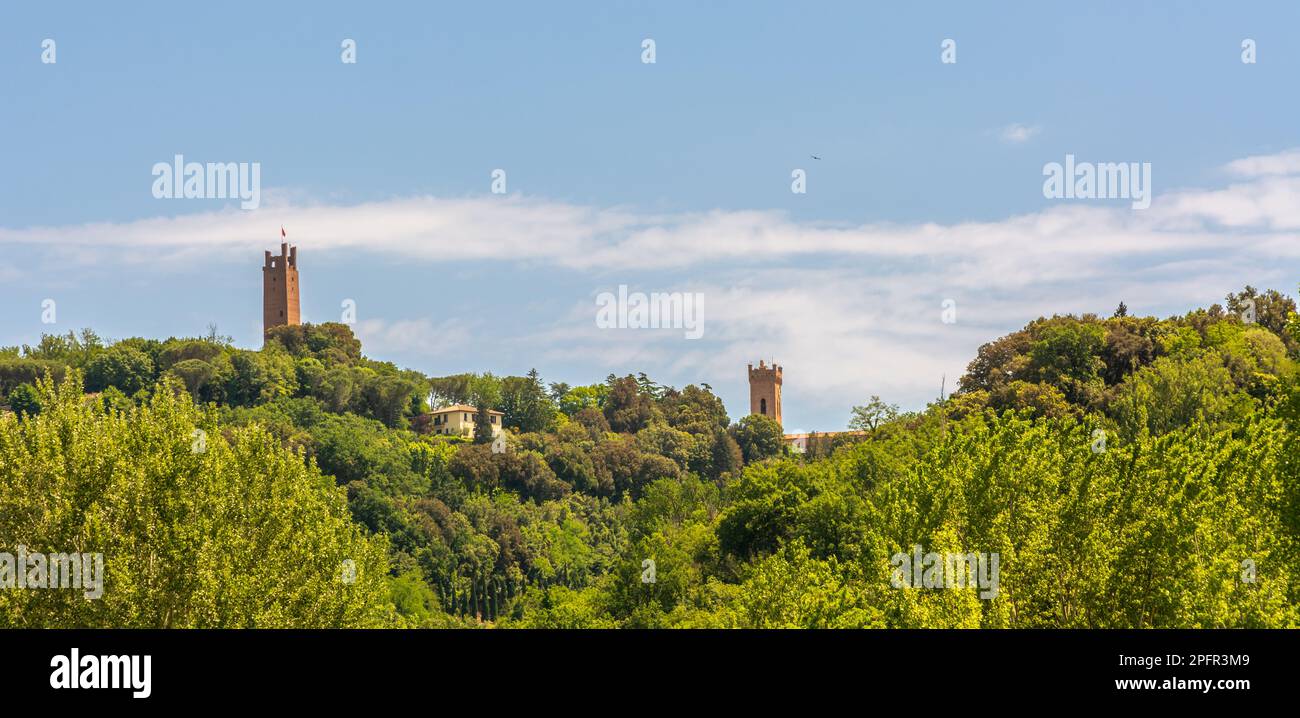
[3,1,1300,431]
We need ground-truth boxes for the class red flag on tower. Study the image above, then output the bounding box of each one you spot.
[281,225,286,238]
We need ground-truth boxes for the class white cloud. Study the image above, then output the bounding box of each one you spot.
[353,317,473,357]
[1156,175,1300,230]
[3,149,1299,422]
[998,123,1041,144]
[1223,148,1300,177]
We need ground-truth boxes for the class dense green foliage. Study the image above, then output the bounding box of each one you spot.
[0,375,389,627]
[2,286,1299,628]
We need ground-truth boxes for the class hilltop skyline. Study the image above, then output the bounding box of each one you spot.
[3,2,1300,431]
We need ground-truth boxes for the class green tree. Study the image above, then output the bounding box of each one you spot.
[84,344,155,395]
[0,374,391,627]
[732,414,785,463]
[604,375,655,433]
[847,395,899,432]
[556,384,608,416]
[500,370,554,433]
[1225,285,1297,351]
[6,383,41,418]
[474,404,495,444]
[167,358,218,399]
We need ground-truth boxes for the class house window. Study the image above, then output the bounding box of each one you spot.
[490,416,497,424]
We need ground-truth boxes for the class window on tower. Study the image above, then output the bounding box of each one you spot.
[761,398,767,415]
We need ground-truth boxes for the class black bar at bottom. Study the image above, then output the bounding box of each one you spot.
[3,629,1290,707]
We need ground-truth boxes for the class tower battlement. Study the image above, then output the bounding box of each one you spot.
[747,360,782,382]
[264,242,297,269]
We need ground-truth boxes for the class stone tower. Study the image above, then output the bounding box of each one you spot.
[748,360,782,427]
[263,242,300,337]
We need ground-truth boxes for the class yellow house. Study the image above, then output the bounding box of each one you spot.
[429,404,504,438]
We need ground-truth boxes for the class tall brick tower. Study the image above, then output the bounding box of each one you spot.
[748,360,782,427]
[263,242,300,337]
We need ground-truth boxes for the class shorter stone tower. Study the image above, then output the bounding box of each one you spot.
[263,242,300,337]
[748,360,782,427]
